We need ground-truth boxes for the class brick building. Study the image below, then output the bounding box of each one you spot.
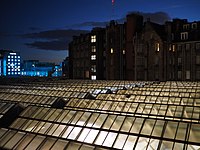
[69,13,200,81]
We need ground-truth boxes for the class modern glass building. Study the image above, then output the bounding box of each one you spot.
[0,79,200,149]
[0,50,21,76]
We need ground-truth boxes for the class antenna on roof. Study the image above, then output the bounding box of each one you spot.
[111,0,116,20]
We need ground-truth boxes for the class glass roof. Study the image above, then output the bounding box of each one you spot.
[0,80,200,149]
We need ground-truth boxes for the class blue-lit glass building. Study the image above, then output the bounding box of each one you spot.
[0,50,21,76]
[21,60,55,77]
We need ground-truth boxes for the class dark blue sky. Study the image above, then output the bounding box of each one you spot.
[0,0,200,64]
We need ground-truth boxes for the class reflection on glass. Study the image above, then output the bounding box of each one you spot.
[160,140,173,150]
[67,127,82,140]
[123,135,137,150]
[152,120,165,137]
[15,134,35,150]
[52,124,66,137]
[93,114,107,128]
[25,135,45,150]
[121,117,135,132]
[84,129,99,144]
[130,118,144,134]
[62,126,73,138]
[163,121,178,139]
[95,131,108,145]
[147,139,159,150]
[103,132,117,147]
[111,116,125,131]
[39,137,56,150]
[176,122,187,141]
[113,134,127,149]
[189,124,200,143]
[86,113,99,127]
[102,115,116,130]
[135,137,149,150]
[141,119,156,135]
[51,139,69,150]
[77,128,90,142]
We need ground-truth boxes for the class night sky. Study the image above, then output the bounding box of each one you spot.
[0,0,200,64]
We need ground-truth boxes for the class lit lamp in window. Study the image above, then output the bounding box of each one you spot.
[155,43,160,52]
[111,48,114,54]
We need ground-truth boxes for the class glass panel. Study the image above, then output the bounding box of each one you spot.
[187,144,200,150]
[130,118,144,134]
[76,112,91,126]
[95,131,108,145]
[113,134,128,149]
[86,113,99,127]
[66,142,81,150]
[62,126,74,138]
[93,114,108,128]
[103,132,117,147]
[3,131,25,150]
[160,140,174,150]
[52,124,66,137]
[84,129,99,144]
[39,137,56,150]
[79,144,95,150]
[176,122,188,141]
[15,134,35,150]
[47,124,59,136]
[102,115,116,129]
[71,112,84,125]
[25,135,45,150]
[147,139,159,150]
[62,110,76,124]
[123,135,137,150]
[0,130,16,147]
[141,119,156,136]
[51,139,68,150]
[173,142,184,150]
[135,137,149,150]
[111,116,125,131]
[77,128,90,142]
[152,120,165,137]
[38,122,52,134]
[163,121,178,139]
[189,124,200,143]
[67,127,82,140]
[121,117,135,132]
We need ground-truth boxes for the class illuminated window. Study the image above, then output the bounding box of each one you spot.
[91,46,96,52]
[169,44,172,51]
[8,56,10,58]
[155,43,160,52]
[8,59,10,62]
[91,75,96,80]
[91,35,96,43]
[111,48,114,54]
[123,50,126,54]
[172,45,175,52]
[181,32,188,40]
[91,55,96,60]
[91,65,96,72]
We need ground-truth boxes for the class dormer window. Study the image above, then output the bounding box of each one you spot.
[192,23,197,29]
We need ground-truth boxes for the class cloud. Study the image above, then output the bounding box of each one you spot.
[23,29,89,50]
[25,40,69,51]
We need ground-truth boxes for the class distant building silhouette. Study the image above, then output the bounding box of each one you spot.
[69,13,200,81]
